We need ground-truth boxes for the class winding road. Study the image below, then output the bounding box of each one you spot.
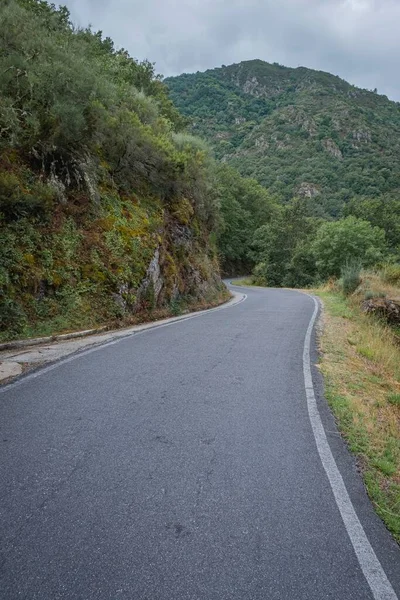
[1,284,399,599]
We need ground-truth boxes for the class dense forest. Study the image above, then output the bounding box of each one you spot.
[1,2,400,341]
[167,61,400,285]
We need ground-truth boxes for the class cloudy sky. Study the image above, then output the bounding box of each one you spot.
[62,0,399,101]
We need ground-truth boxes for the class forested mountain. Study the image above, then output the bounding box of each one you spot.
[166,60,400,218]
[2,1,400,339]
[0,0,230,339]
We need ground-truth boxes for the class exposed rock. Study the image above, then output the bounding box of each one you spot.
[81,159,100,203]
[234,117,246,125]
[254,135,269,150]
[297,182,320,198]
[215,131,231,140]
[243,76,262,96]
[48,172,67,203]
[322,139,343,159]
[170,223,192,246]
[112,283,129,313]
[137,247,164,308]
[271,132,290,150]
[352,130,371,148]
[284,106,317,136]
[362,298,400,325]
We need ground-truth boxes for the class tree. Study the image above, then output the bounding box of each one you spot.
[313,216,386,278]
[215,165,278,274]
[344,195,400,253]
[250,199,320,287]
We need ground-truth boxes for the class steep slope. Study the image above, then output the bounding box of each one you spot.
[166,60,400,216]
[0,0,227,341]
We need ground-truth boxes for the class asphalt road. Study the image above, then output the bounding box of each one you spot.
[1,285,399,599]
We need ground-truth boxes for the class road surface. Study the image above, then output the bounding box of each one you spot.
[1,285,399,599]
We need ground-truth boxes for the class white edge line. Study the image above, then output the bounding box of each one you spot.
[0,291,247,394]
[304,295,397,600]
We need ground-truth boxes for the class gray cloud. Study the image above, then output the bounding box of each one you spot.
[62,0,400,100]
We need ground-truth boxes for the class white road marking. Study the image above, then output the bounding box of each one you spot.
[3,284,397,598]
[0,292,247,394]
[304,296,398,600]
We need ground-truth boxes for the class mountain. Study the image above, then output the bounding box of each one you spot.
[165,60,400,217]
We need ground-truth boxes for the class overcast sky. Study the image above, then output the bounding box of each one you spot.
[62,0,400,101]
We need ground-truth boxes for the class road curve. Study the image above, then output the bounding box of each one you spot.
[1,284,399,600]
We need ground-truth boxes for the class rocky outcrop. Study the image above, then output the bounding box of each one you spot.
[297,182,320,198]
[254,135,269,150]
[322,139,343,159]
[136,247,164,308]
[352,130,372,148]
[362,298,400,325]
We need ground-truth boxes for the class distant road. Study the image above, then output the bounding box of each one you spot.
[1,284,399,599]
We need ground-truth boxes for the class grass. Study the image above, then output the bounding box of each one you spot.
[231,272,400,540]
[232,277,255,286]
[0,288,231,345]
[314,285,400,541]
[388,393,400,407]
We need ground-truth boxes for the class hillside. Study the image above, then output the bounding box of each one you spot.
[0,0,228,340]
[166,60,400,217]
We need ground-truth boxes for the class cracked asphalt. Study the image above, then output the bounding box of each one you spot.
[1,285,399,599]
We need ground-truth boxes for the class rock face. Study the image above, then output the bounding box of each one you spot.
[297,182,320,198]
[362,298,400,325]
[138,248,163,306]
[322,139,343,159]
[0,185,225,339]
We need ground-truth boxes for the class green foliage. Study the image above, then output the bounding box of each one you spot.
[313,217,386,278]
[0,0,226,340]
[167,60,400,286]
[166,60,400,220]
[381,263,400,285]
[364,290,386,300]
[0,170,55,220]
[341,261,362,296]
[0,0,211,219]
[214,164,279,273]
[387,393,400,406]
[250,199,321,287]
[252,262,268,286]
[344,196,400,252]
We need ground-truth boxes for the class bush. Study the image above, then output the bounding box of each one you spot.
[0,297,27,335]
[381,263,400,285]
[364,290,387,300]
[252,262,268,286]
[313,216,387,279]
[341,261,362,296]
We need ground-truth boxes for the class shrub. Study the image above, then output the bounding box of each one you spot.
[252,262,268,286]
[313,216,387,279]
[364,290,387,300]
[0,297,27,335]
[341,260,362,296]
[381,263,400,285]
[387,393,400,407]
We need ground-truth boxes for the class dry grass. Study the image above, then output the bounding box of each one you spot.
[315,277,400,541]
[355,270,400,302]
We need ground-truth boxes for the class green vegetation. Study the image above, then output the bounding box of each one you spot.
[341,261,362,297]
[166,60,400,217]
[314,281,400,541]
[0,0,228,340]
[214,164,278,274]
[167,60,400,283]
[1,2,399,544]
